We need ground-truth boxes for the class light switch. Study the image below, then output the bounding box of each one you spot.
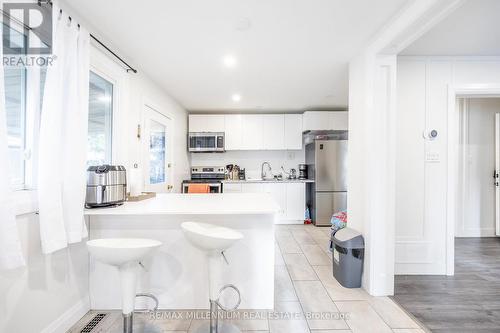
[425,151,440,162]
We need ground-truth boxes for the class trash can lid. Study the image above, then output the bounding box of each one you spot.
[332,228,364,249]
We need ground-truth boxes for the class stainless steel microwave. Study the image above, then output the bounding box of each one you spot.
[188,132,225,152]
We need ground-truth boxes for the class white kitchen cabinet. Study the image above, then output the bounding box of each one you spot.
[329,111,348,130]
[229,181,306,224]
[189,115,225,132]
[241,115,263,150]
[224,115,243,150]
[285,183,306,221]
[262,183,286,219]
[262,114,285,150]
[223,183,242,193]
[241,183,263,193]
[302,111,348,131]
[303,111,331,131]
[284,114,303,150]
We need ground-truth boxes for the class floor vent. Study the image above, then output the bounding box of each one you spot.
[80,313,107,333]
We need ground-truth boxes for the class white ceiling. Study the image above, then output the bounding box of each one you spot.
[66,0,409,111]
[402,0,500,56]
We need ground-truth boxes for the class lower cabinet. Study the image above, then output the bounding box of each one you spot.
[285,183,306,221]
[223,182,305,224]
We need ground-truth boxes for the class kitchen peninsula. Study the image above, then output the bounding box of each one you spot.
[84,193,279,310]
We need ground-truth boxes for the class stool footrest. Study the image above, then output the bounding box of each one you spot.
[134,293,159,313]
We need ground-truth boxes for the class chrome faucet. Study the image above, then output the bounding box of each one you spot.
[261,162,272,179]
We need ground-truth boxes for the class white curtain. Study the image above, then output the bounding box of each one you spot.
[38,5,90,254]
[0,25,26,270]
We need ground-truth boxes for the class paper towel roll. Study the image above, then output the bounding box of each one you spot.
[129,167,142,197]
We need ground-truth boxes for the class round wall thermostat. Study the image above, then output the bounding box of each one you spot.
[422,130,438,140]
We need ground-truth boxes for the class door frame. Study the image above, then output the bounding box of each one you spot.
[142,103,173,192]
[446,84,500,275]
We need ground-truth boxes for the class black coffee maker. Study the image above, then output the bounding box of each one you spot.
[298,164,308,180]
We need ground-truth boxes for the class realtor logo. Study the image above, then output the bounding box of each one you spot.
[3,1,52,55]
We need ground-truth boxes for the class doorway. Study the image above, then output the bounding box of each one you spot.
[457,98,500,237]
[143,104,173,192]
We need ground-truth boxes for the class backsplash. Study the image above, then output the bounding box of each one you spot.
[190,150,305,179]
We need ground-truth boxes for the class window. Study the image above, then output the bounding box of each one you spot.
[5,66,26,188]
[3,22,45,190]
[87,71,113,166]
[149,119,166,184]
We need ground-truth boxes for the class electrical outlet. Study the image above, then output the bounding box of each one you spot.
[287,152,295,160]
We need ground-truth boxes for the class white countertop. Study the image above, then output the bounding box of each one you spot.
[222,179,314,184]
[84,193,280,216]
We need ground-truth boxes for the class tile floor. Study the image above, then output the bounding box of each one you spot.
[69,225,426,333]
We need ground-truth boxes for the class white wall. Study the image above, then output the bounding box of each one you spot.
[0,213,89,333]
[190,150,305,180]
[457,98,500,237]
[395,56,500,275]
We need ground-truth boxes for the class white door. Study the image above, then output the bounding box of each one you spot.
[143,105,172,192]
[496,113,500,236]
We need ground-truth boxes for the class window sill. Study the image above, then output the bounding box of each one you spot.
[13,190,38,216]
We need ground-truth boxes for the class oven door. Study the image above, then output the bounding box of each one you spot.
[182,182,222,193]
[188,132,224,152]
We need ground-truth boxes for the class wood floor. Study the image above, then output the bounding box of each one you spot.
[393,237,500,333]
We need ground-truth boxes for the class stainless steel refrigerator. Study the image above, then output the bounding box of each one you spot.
[306,139,347,226]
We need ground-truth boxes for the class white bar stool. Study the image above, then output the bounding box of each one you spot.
[87,238,162,333]
[181,222,244,333]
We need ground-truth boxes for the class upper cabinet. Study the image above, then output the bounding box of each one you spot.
[224,114,243,150]
[188,115,225,132]
[284,114,303,150]
[262,114,285,150]
[241,115,263,150]
[302,111,348,131]
[188,113,305,151]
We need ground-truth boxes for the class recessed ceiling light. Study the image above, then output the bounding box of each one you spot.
[223,54,237,68]
[232,94,241,102]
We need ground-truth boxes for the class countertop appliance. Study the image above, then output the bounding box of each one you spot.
[298,164,308,180]
[306,139,348,226]
[238,168,246,180]
[85,165,127,208]
[188,132,225,153]
[182,166,225,193]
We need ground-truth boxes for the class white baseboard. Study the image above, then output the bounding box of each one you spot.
[41,297,90,333]
[275,220,304,225]
[455,228,496,237]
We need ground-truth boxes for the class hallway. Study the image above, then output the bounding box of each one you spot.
[393,237,500,332]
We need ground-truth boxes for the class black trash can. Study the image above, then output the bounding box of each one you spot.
[331,228,364,288]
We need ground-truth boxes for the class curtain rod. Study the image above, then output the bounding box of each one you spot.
[40,0,138,74]
[89,34,138,73]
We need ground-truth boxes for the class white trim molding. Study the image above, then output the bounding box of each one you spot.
[348,0,467,296]
[446,84,500,275]
[40,298,90,333]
